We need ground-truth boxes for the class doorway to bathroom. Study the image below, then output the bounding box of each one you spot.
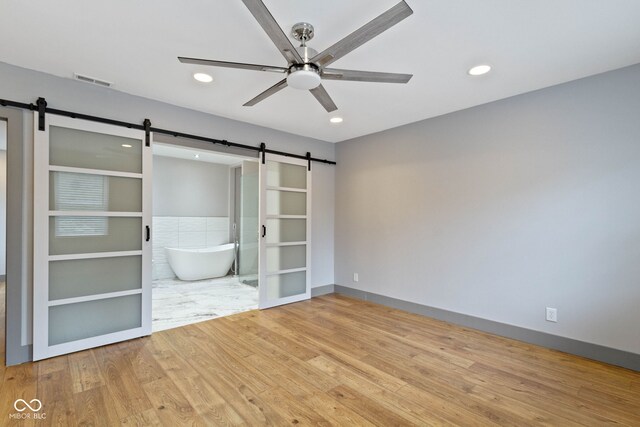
[151,143,259,331]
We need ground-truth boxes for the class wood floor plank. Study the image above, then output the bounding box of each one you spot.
[73,385,121,427]
[152,332,285,425]
[68,350,105,394]
[467,361,638,425]
[167,374,245,426]
[121,340,166,385]
[120,408,163,426]
[327,384,426,426]
[92,345,154,419]
[37,365,74,405]
[302,391,378,426]
[0,363,38,426]
[1,294,639,425]
[44,397,77,427]
[256,386,332,426]
[141,377,206,426]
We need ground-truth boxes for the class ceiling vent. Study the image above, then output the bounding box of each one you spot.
[73,73,113,88]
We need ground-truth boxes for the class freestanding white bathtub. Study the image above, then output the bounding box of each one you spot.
[165,243,235,281]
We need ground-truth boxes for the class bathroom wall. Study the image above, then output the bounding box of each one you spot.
[152,216,229,279]
[335,63,640,356]
[152,155,231,279]
[153,155,230,217]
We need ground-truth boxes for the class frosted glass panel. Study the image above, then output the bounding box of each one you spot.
[49,126,142,173]
[266,219,306,244]
[240,161,259,278]
[50,172,142,212]
[49,256,142,300]
[49,217,142,255]
[266,161,306,189]
[266,190,306,216]
[266,245,306,273]
[49,295,141,346]
[266,271,306,299]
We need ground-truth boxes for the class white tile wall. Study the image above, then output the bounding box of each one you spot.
[179,231,207,248]
[206,230,229,246]
[179,217,207,232]
[152,216,230,280]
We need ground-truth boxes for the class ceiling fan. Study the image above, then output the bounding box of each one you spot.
[178,0,414,112]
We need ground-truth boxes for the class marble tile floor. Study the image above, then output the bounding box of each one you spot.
[152,275,258,332]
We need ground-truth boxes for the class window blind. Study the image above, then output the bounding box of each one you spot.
[54,172,109,236]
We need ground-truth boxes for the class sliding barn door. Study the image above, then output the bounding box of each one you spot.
[259,154,311,309]
[33,114,152,360]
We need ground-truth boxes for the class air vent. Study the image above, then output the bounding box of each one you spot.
[73,73,113,88]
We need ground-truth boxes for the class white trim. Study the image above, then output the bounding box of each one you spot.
[266,214,306,219]
[49,211,143,217]
[45,327,146,359]
[266,186,307,193]
[33,114,150,361]
[265,267,307,276]
[48,250,143,262]
[46,114,145,139]
[49,165,143,179]
[33,111,50,361]
[259,289,312,309]
[48,289,142,307]
[259,153,311,309]
[141,133,153,336]
[266,241,307,247]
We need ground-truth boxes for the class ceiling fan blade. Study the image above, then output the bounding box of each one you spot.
[322,68,412,83]
[178,57,287,73]
[311,1,413,68]
[241,0,303,64]
[243,78,288,107]
[309,85,338,112]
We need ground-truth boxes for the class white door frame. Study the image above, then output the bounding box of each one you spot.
[258,153,311,309]
[33,113,152,360]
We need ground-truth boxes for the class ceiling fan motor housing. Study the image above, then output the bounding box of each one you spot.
[287,45,321,90]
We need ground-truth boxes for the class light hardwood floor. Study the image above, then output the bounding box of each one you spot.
[1,292,639,425]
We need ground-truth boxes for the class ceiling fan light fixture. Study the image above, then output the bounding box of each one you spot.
[287,69,321,90]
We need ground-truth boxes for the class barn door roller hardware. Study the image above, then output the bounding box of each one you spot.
[0,96,336,166]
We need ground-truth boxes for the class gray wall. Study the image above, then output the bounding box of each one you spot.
[153,155,229,217]
[0,61,335,362]
[336,63,640,355]
[0,120,6,276]
[0,150,6,277]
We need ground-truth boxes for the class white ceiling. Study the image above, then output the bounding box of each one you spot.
[1,1,639,143]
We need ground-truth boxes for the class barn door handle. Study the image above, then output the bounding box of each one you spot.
[261,225,266,238]
[146,225,151,242]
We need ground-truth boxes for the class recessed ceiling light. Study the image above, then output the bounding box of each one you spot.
[330,117,343,124]
[121,144,132,148]
[194,154,200,159]
[468,65,491,76]
[193,72,213,83]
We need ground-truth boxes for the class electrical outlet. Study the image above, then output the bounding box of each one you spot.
[546,307,558,322]
[353,273,359,282]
